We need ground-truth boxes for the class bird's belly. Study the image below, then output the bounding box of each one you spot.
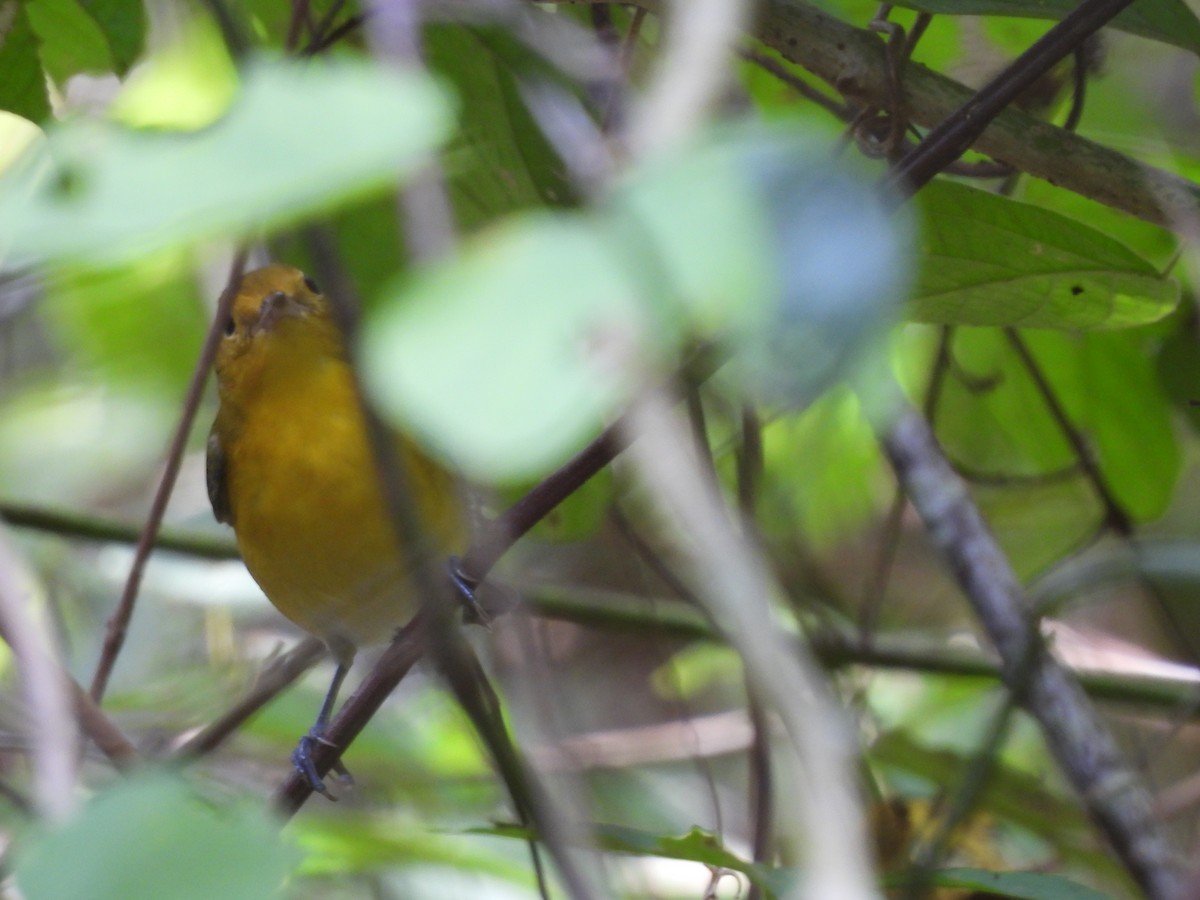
[229,405,458,653]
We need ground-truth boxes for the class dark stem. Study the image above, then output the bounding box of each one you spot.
[88,250,248,704]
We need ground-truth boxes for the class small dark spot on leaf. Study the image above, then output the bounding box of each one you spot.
[1071,285,1084,296]
[50,164,85,199]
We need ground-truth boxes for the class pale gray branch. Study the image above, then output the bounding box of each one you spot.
[882,406,1184,899]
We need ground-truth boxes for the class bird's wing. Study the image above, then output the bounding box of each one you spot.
[206,425,233,525]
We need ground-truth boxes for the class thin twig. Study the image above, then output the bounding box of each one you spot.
[736,404,773,900]
[901,694,1017,898]
[1003,330,1130,534]
[0,503,238,560]
[72,681,139,767]
[285,0,313,52]
[90,251,248,704]
[738,46,852,121]
[510,582,1200,712]
[175,637,326,758]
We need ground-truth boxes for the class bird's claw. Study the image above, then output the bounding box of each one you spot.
[292,728,354,800]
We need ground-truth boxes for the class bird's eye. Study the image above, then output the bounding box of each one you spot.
[223,317,236,337]
[302,275,321,294]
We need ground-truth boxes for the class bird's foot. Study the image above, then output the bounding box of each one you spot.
[448,556,490,627]
[292,727,354,800]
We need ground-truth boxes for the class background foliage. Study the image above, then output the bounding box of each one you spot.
[1,0,1200,897]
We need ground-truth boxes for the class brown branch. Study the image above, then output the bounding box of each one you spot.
[755,0,1200,229]
[273,617,426,816]
[884,0,1136,195]
[0,502,239,560]
[89,251,248,704]
[557,0,1200,230]
[72,682,139,767]
[175,637,326,758]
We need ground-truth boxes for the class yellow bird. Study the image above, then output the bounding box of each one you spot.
[207,264,464,794]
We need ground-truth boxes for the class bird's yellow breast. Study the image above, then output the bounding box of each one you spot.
[211,268,462,660]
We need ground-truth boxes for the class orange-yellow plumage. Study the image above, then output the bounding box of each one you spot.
[208,264,462,666]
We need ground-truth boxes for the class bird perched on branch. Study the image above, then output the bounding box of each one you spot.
[207,264,464,796]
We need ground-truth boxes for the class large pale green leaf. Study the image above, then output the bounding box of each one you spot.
[0,55,453,266]
[912,181,1178,329]
[362,211,646,481]
[0,1,51,121]
[364,124,905,481]
[613,125,909,408]
[14,773,297,900]
[890,0,1200,55]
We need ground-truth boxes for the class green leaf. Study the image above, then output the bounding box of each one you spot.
[923,327,1180,523]
[80,0,145,73]
[911,181,1178,329]
[890,0,1200,56]
[26,0,112,83]
[761,386,887,548]
[14,773,297,900]
[973,475,1101,579]
[472,822,794,898]
[294,815,533,882]
[921,868,1112,899]
[362,211,646,481]
[426,24,574,229]
[612,124,910,407]
[609,129,777,335]
[871,729,1130,884]
[0,1,51,121]
[0,55,453,266]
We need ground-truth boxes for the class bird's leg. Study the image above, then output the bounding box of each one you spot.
[292,660,353,799]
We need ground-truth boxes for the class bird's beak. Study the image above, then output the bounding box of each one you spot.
[252,291,306,335]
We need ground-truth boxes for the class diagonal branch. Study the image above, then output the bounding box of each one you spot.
[559,0,1200,230]
[757,0,1200,229]
[882,408,1183,899]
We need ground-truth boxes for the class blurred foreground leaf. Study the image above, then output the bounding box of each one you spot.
[364,123,908,480]
[0,56,452,266]
[14,772,297,900]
